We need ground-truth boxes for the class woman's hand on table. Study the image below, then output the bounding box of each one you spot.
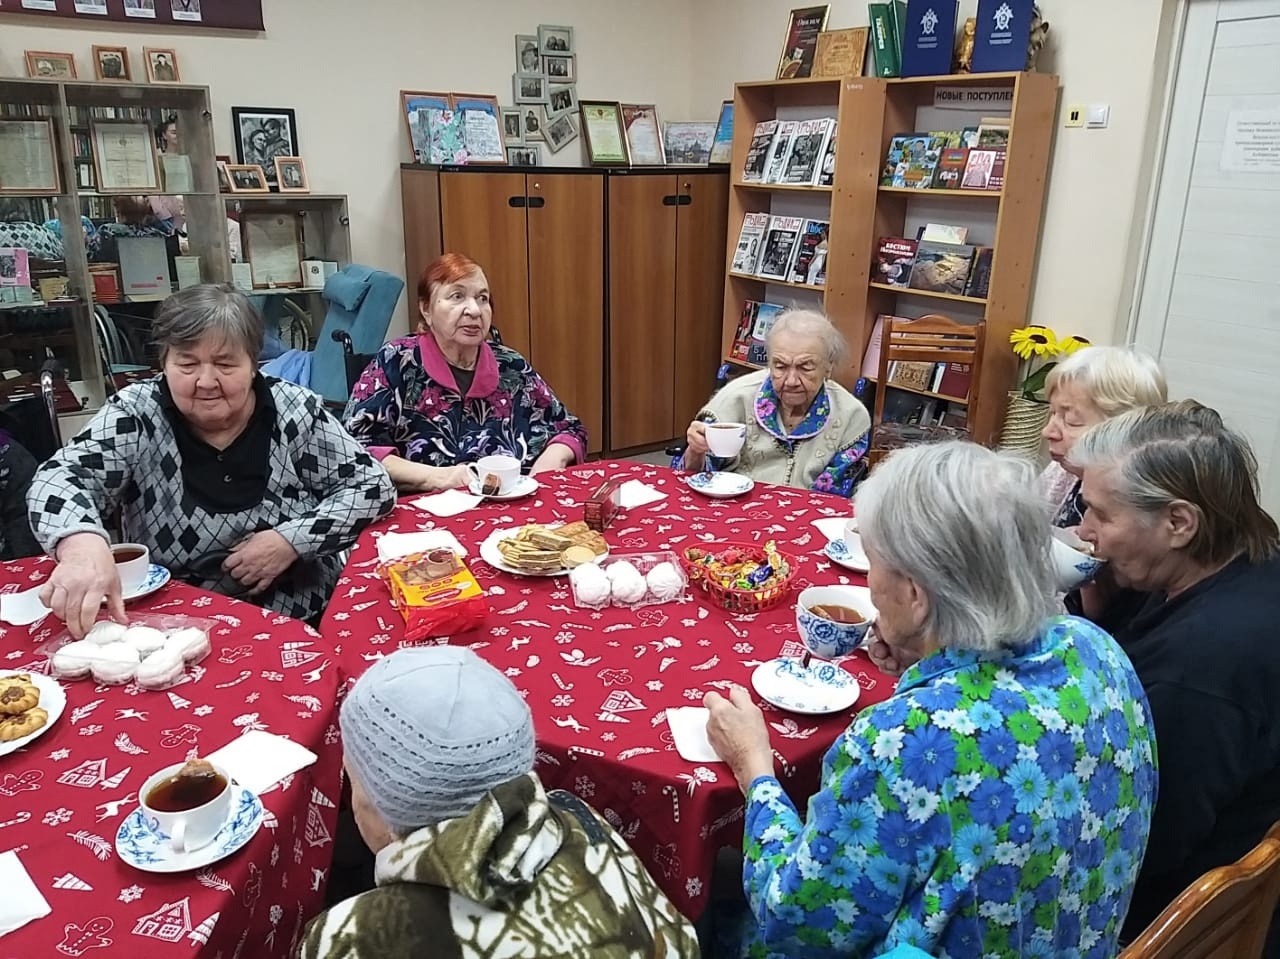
[531,442,576,475]
[224,529,298,596]
[704,686,775,795]
[682,422,709,471]
[40,532,123,638]
[382,456,470,493]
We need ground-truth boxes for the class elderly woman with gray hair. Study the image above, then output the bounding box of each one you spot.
[677,309,870,495]
[27,284,396,634]
[704,441,1157,958]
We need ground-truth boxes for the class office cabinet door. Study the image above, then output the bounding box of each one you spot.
[608,175,678,450]
[674,174,729,430]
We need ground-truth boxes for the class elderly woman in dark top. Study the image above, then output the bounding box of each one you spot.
[344,252,587,492]
[27,284,396,636]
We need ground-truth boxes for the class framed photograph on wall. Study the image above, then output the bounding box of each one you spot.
[514,74,547,105]
[224,163,269,194]
[274,156,309,193]
[507,145,542,167]
[522,105,545,142]
[501,107,524,146]
[515,35,541,72]
[401,90,450,164]
[91,119,160,192]
[663,121,717,165]
[232,106,299,189]
[621,104,663,166]
[537,24,574,55]
[92,45,131,81]
[0,119,62,195]
[776,5,831,79]
[578,101,629,166]
[544,112,578,154]
[25,51,77,79]
[546,83,578,120]
[143,47,181,83]
[543,54,576,83]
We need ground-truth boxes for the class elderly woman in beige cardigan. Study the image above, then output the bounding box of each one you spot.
[678,309,870,495]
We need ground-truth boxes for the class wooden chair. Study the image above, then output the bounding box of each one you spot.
[1120,822,1280,959]
[867,313,985,468]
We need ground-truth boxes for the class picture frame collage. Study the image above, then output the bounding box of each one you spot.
[220,106,310,195]
[399,91,505,166]
[24,45,184,83]
[504,23,579,165]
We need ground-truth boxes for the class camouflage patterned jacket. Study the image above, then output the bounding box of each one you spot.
[297,773,700,959]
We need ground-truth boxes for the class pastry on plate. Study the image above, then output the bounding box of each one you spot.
[0,706,48,742]
[0,674,40,715]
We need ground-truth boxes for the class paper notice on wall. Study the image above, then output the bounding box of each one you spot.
[1221,109,1280,173]
[934,86,1015,110]
[22,0,58,10]
[72,0,106,11]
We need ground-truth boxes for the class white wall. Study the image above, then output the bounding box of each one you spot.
[689,0,1173,346]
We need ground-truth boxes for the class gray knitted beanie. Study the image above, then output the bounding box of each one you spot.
[340,645,535,835]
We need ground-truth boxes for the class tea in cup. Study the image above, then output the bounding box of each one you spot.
[704,422,747,458]
[111,542,150,594]
[140,758,232,853]
[466,454,522,495]
[795,585,876,660]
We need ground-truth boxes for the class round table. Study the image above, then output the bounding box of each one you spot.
[0,558,342,958]
[322,461,894,917]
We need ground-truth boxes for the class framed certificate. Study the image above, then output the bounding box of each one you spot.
[621,105,664,166]
[0,119,62,194]
[242,213,304,289]
[91,120,160,193]
[578,101,629,166]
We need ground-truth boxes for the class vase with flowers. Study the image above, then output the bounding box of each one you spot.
[999,325,1091,458]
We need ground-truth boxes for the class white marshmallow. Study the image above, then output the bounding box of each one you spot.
[645,562,685,601]
[84,621,127,646]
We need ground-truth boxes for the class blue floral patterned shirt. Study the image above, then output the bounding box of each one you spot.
[741,616,1158,959]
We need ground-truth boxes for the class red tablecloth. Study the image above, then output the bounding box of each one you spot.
[322,462,894,917]
[0,559,342,959]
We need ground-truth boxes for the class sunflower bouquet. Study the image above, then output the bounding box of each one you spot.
[1009,326,1090,400]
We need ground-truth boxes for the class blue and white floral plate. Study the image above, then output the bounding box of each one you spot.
[751,657,861,715]
[116,783,263,873]
[122,565,171,603]
[686,472,755,499]
[824,539,870,573]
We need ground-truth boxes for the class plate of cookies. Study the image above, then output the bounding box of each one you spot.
[0,671,66,756]
[480,521,609,577]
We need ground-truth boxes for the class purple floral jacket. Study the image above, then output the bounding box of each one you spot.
[342,333,586,470]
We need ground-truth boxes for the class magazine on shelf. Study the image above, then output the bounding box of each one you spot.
[975,117,1011,148]
[780,118,833,185]
[762,120,797,183]
[873,237,917,287]
[730,212,771,274]
[933,147,969,189]
[881,133,946,188]
[920,222,969,244]
[907,241,977,296]
[888,361,937,392]
[988,149,1007,190]
[960,148,1001,190]
[741,120,778,183]
[965,247,994,298]
[756,215,805,280]
[730,301,758,360]
[789,219,830,285]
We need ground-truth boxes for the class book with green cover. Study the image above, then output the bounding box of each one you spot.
[889,1,908,70]
[867,3,900,77]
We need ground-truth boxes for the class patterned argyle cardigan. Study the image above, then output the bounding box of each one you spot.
[26,376,396,622]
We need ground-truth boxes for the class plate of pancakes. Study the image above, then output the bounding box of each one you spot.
[480,521,609,577]
[0,671,66,757]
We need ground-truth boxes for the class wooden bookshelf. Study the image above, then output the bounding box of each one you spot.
[861,374,968,406]
[735,182,834,193]
[730,271,825,292]
[719,70,1059,445]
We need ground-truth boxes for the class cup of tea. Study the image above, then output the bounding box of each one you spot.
[704,422,747,458]
[1050,528,1106,591]
[139,761,233,853]
[796,585,876,661]
[111,543,150,594]
[466,454,522,494]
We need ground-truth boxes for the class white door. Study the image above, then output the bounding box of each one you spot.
[1132,0,1280,516]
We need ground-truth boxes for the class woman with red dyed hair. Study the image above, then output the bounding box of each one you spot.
[343,254,586,490]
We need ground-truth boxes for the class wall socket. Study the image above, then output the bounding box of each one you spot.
[1065,104,1085,128]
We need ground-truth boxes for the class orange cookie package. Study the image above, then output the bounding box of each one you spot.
[378,549,488,642]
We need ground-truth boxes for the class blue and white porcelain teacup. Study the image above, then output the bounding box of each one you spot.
[139,760,233,853]
[796,585,876,661]
[1050,528,1106,591]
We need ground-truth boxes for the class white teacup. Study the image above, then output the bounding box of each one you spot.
[467,454,522,494]
[111,542,150,594]
[705,422,747,458]
[1050,528,1106,591]
[140,761,233,853]
[843,520,865,555]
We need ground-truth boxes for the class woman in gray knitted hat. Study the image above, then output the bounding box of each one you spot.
[299,645,700,958]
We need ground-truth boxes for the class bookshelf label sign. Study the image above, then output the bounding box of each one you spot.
[934,87,1014,110]
[1221,109,1280,173]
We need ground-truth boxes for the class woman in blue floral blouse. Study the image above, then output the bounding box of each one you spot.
[705,441,1158,959]
[344,253,587,492]
[677,310,870,497]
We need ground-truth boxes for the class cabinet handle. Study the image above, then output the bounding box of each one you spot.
[662,195,680,206]
[527,196,546,208]
[532,181,541,190]
[508,196,528,208]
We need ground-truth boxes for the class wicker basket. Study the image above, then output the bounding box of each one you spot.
[680,542,797,614]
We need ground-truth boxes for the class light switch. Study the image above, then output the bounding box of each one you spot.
[1086,104,1110,129]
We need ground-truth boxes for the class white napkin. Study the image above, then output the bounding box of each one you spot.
[206,730,318,795]
[666,707,723,763]
[0,850,51,937]
[812,517,854,543]
[410,489,484,518]
[376,530,468,562]
[618,480,667,509]
[0,587,51,627]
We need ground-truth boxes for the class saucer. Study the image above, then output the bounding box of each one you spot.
[686,472,755,499]
[0,672,67,758]
[116,783,263,873]
[824,539,870,573]
[468,475,539,501]
[122,565,171,603]
[751,657,861,715]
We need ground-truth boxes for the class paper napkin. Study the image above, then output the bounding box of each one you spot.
[666,707,723,764]
[812,516,855,543]
[207,730,318,795]
[410,489,484,518]
[0,587,51,627]
[0,851,51,937]
[617,480,667,509]
[376,530,469,563]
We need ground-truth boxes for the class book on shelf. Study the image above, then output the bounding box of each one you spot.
[789,219,830,285]
[888,1,908,66]
[988,150,1007,191]
[960,126,979,148]
[818,128,837,187]
[888,360,936,392]
[861,314,895,379]
[780,118,833,186]
[936,361,973,399]
[920,222,969,244]
[762,120,797,184]
[867,3,901,77]
[976,117,1011,148]
[907,240,976,296]
[881,133,945,188]
[972,0,1034,73]
[0,248,31,289]
[730,301,757,360]
[933,147,969,189]
[731,212,771,274]
[89,264,121,304]
[964,247,993,299]
[736,300,785,365]
[900,0,958,78]
[741,120,778,183]
[756,215,805,281]
[961,148,1003,190]
[874,237,917,287]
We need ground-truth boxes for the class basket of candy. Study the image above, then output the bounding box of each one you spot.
[679,541,795,613]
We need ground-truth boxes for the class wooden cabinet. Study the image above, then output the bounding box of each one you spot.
[401,164,728,456]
